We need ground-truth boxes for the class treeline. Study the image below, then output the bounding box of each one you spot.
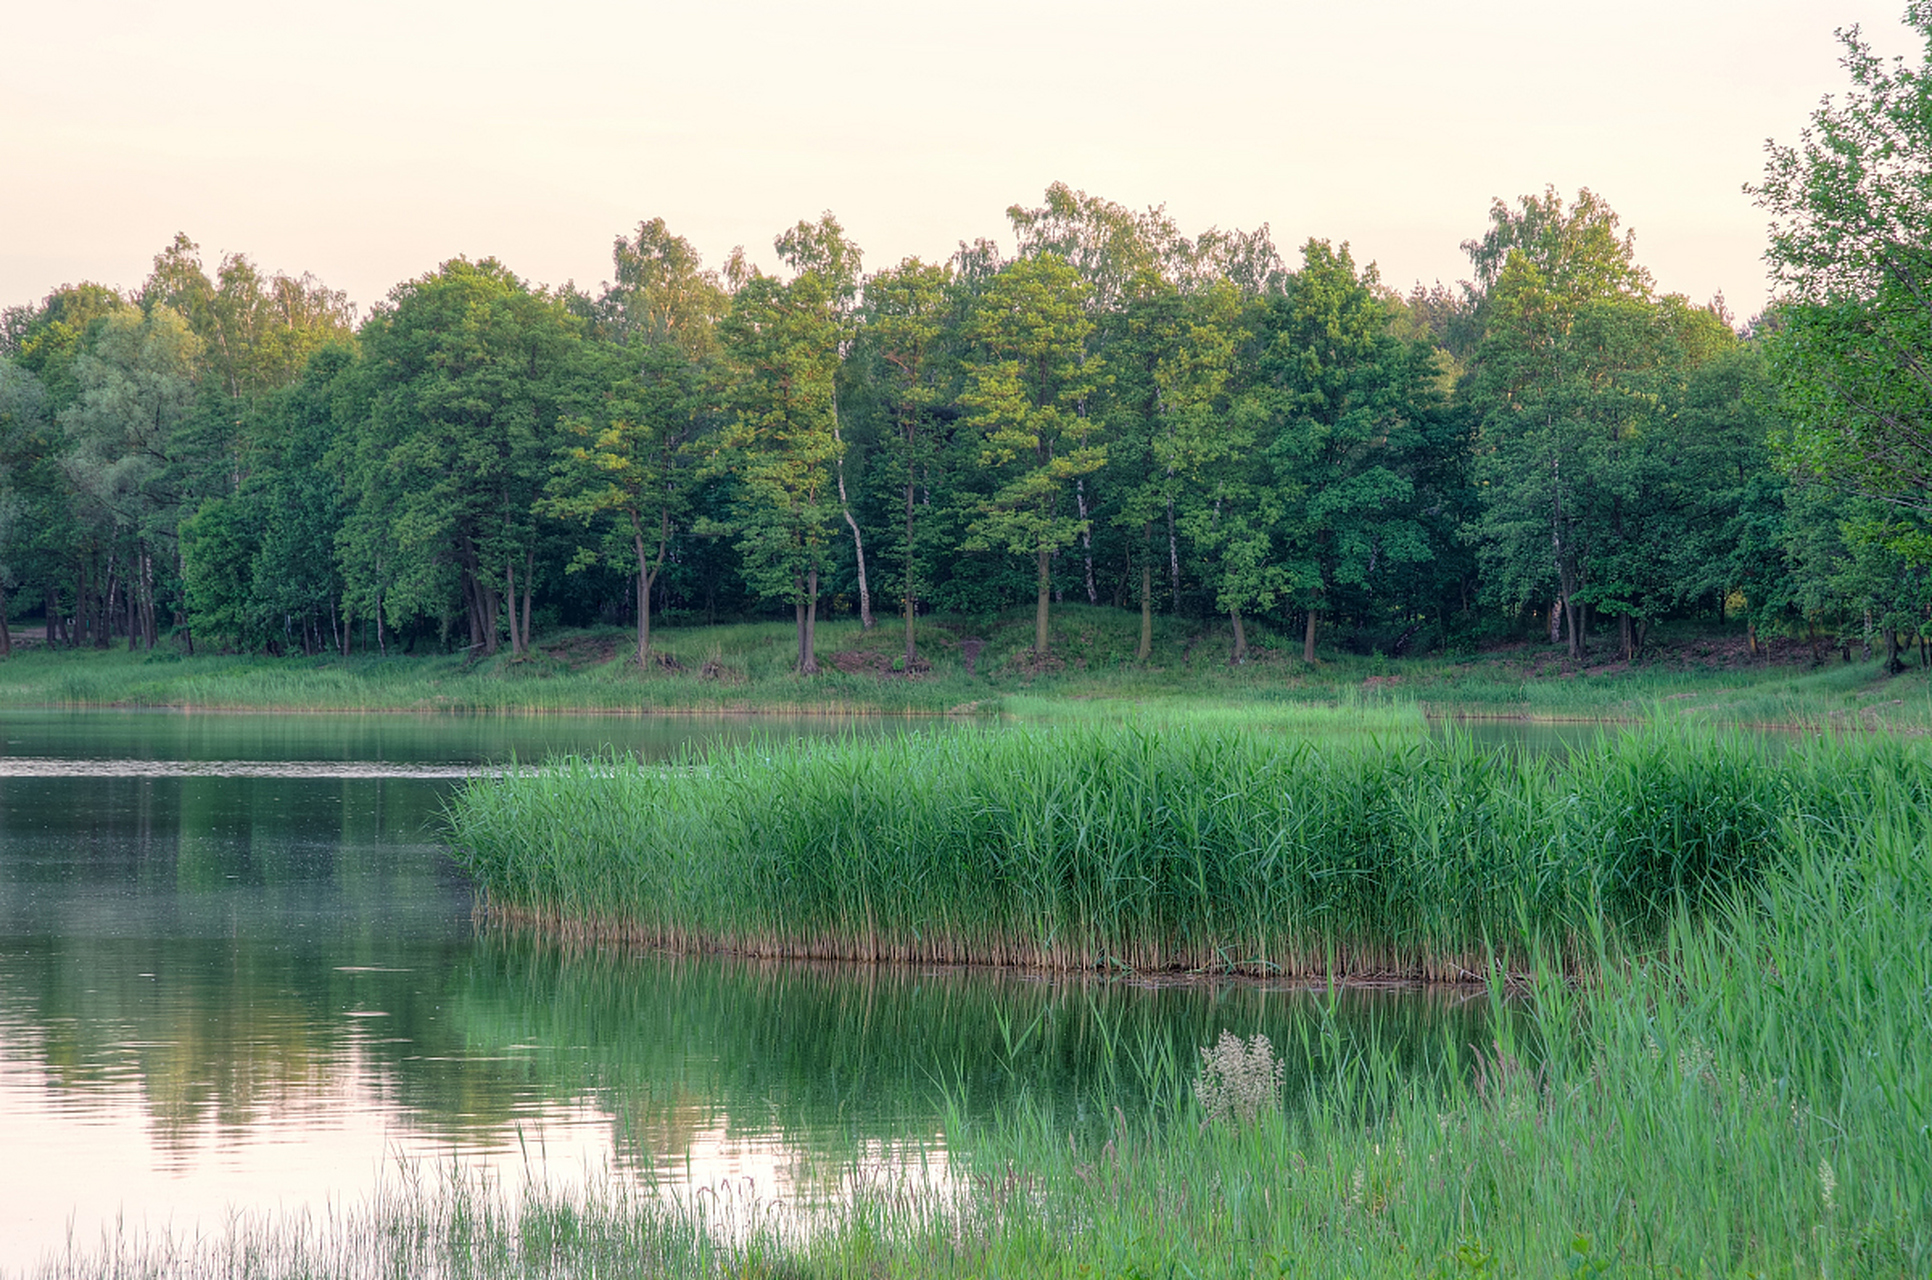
[0,183,1927,671]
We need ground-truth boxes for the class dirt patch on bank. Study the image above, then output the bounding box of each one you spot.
[829,649,932,677]
[541,634,620,670]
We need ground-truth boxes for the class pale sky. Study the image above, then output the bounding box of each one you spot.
[2,1,1919,320]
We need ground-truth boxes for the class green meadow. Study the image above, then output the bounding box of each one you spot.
[0,607,1928,731]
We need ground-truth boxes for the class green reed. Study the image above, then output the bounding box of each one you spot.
[45,791,1930,1276]
[42,765,1930,1278]
[448,724,1931,978]
[909,771,1932,1277]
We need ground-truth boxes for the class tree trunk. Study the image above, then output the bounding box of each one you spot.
[1035,547,1052,658]
[832,390,873,630]
[843,507,873,630]
[376,593,387,658]
[1565,599,1581,659]
[634,528,653,667]
[45,584,57,647]
[466,581,483,651]
[1303,607,1317,664]
[1166,498,1180,604]
[144,549,158,650]
[903,471,918,668]
[1230,606,1247,664]
[1887,629,1905,675]
[0,587,12,658]
[1548,598,1562,645]
[1747,621,1757,659]
[106,564,123,650]
[504,559,521,657]
[168,546,184,652]
[1620,614,1633,662]
[1076,480,1097,604]
[802,568,820,674]
[1137,557,1152,663]
[520,549,534,657]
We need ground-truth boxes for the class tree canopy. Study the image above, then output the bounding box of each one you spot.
[1,150,1927,671]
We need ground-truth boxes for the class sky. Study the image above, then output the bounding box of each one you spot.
[2,0,1920,320]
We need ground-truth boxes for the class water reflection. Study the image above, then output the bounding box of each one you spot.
[0,712,1490,1272]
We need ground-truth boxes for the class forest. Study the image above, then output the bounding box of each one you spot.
[1,163,1928,678]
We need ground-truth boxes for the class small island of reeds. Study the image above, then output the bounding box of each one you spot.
[448,724,1929,979]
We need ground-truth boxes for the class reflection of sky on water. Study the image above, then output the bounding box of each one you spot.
[0,958,952,1271]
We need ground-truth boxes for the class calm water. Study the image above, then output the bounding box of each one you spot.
[0,710,1490,1273]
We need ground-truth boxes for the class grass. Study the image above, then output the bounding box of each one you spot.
[447,723,1932,980]
[0,606,1927,729]
[37,774,1932,1277]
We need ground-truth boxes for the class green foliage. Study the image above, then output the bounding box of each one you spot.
[1463,191,1764,660]
[336,258,591,655]
[714,268,847,668]
[1,178,1923,672]
[1755,8,1932,550]
[546,338,710,662]
[857,256,957,660]
[960,255,1105,654]
[1258,240,1447,655]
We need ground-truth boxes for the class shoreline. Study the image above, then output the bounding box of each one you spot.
[0,696,1913,737]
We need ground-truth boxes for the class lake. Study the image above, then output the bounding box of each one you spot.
[0,710,1491,1274]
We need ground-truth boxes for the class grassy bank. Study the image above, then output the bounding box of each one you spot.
[0,606,1928,728]
[39,783,1932,1277]
[448,724,1931,979]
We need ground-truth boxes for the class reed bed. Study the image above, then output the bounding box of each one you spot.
[922,781,1932,1276]
[44,788,1932,1277]
[448,725,1932,979]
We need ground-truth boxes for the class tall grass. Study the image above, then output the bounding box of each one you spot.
[43,784,1932,1277]
[912,775,1932,1277]
[449,725,1932,979]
